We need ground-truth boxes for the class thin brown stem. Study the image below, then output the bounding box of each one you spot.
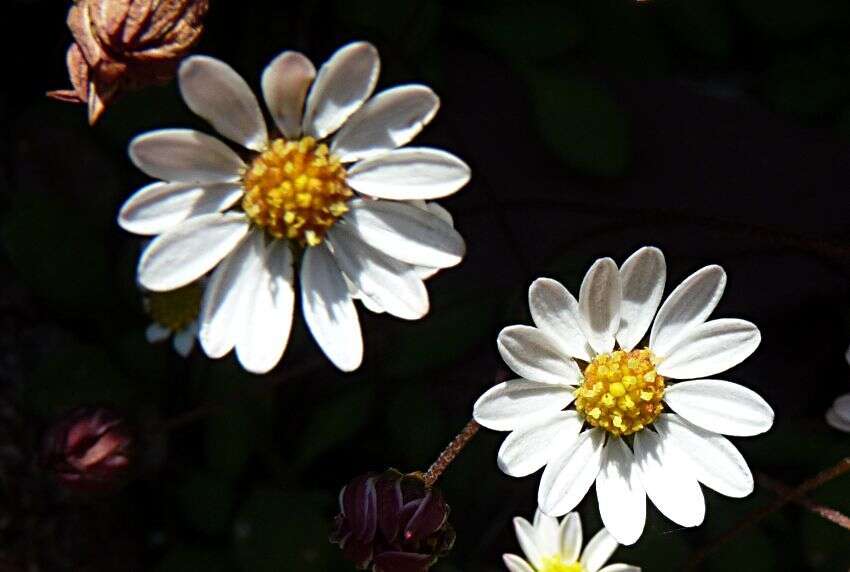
[757,473,850,531]
[688,457,850,568]
[423,419,480,488]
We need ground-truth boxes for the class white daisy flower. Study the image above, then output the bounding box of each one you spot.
[824,345,850,432]
[117,42,470,374]
[503,509,639,572]
[473,247,774,545]
[143,282,201,357]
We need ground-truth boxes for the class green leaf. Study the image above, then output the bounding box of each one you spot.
[763,44,850,118]
[232,489,337,572]
[24,341,132,417]
[386,382,449,468]
[203,361,275,479]
[735,0,850,40]
[529,72,630,177]
[580,0,669,77]
[659,0,733,60]
[292,383,374,472]
[2,194,112,314]
[156,546,230,572]
[176,472,235,536]
[382,288,503,379]
[462,1,582,66]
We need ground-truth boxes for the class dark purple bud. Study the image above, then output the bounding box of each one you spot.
[42,407,133,493]
[331,469,454,571]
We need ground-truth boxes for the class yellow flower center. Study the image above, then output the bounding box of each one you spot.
[540,556,584,572]
[241,137,351,246]
[146,283,202,332]
[574,348,665,437]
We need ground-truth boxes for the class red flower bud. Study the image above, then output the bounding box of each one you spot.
[42,407,133,493]
[331,469,455,572]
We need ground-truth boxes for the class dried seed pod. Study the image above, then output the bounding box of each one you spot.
[48,0,209,124]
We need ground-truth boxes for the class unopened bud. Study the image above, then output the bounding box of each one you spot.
[42,407,133,493]
[330,469,455,572]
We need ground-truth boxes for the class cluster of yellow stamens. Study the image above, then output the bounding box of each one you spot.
[146,283,202,332]
[241,137,351,246]
[574,349,665,437]
[540,556,583,572]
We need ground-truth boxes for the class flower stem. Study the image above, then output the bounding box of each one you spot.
[757,472,850,530]
[688,456,850,568]
[423,419,480,488]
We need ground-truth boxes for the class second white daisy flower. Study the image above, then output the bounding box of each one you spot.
[118,42,470,374]
[503,509,638,572]
[474,247,774,544]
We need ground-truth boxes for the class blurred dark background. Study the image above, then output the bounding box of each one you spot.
[2,0,850,570]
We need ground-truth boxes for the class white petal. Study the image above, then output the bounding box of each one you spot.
[657,319,760,379]
[301,244,363,372]
[649,265,726,357]
[235,240,295,374]
[559,512,583,563]
[578,258,622,355]
[261,51,316,140]
[533,508,561,558]
[538,429,605,516]
[331,85,439,162]
[655,414,753,498]
[616,247,665,351]
[327,225,428,320]
[178,56,267,151]
[830,394,850,423]
[473,380,576,431]
[503,554,534,572]
[145,323,170,343]
[826,406,850,432]
[302,42,380,138]
[198,232,261,358]
[498,325,583,386]
[595,439,645,546]
[343,199,465,268]
[172,327,196,357]
[598,565,641,572]
[633,429,705,528]
[138,213,250,291]
[346,148,471,200]
[580,528,619,572]
[529,278,593,362]
[513,517,543,569]
[118,181,243,235]
[497,411,583,477]
[129,129,244,184]
[663,379,774,436]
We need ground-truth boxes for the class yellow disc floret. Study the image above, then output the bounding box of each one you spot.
[540,556,584,572]
[241,137,351,246]
[146,283,202,332]
[574,348,665,437]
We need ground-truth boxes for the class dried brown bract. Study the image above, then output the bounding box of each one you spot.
[48,0,210,124]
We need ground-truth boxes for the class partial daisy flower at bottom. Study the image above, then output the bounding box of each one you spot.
[117,41,469,374]
[504,509,638,572]
[474,247,774,545]
[144,282,202,357]
[825,344,850,432]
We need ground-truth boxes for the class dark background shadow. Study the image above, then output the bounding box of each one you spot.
[2,0,850,570]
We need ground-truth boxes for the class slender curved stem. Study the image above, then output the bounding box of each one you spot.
[423,419,480,488]
[688,456,850,568]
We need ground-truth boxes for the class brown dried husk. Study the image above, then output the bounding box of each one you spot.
[48,0,209,124]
